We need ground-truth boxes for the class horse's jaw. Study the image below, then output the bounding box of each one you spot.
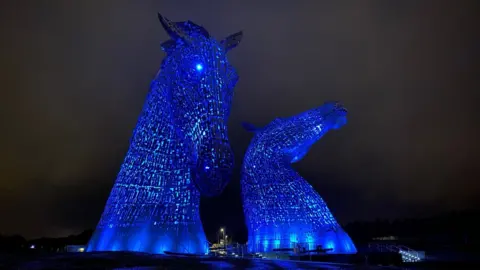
[192,137,234,197]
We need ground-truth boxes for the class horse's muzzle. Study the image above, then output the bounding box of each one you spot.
[192,139,234,197]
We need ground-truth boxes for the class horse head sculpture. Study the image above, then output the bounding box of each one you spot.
[87,14,243,254]
[241,101,356,254]
[243,101,347,164]
[156,14,242,196]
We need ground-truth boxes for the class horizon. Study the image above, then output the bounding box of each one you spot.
[3,208,479,242]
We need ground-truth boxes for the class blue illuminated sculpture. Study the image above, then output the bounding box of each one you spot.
[87,14,242,254]
[241,102,357,254]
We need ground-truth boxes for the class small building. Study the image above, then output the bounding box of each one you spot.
[65,245,85,252]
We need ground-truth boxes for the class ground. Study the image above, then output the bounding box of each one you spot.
[0,251,403,270]
[3,251,475,269]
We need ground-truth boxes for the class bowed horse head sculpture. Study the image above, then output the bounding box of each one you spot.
[241,101,356,254]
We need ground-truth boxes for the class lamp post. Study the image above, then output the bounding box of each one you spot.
[220,228,225,253]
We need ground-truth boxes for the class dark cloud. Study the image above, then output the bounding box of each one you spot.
[0,0,479,240]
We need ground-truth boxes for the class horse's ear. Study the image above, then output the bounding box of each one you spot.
[221,31,243,52]
[161,40,177,53]
[158,13,189,43]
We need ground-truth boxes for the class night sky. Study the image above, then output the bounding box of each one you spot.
[1,1,479,242]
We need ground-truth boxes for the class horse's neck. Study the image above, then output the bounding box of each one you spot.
[131,82,192,168]
[155,80,204,156]
[243,147,291,185]
[245,141,286,166]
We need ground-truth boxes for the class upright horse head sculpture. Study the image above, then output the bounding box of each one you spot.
[87,14,242,254]
[157,14,242,196]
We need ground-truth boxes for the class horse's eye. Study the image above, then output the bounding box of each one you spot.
[195,63,204,71]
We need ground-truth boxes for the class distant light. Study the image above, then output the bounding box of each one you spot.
[30,245,35,249]
[78,247,85,252]
[205,166,210,170]
[195,64,203,71]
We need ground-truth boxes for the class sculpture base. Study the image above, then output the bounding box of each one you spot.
[247,224,357,254]
[87,223,208,255]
